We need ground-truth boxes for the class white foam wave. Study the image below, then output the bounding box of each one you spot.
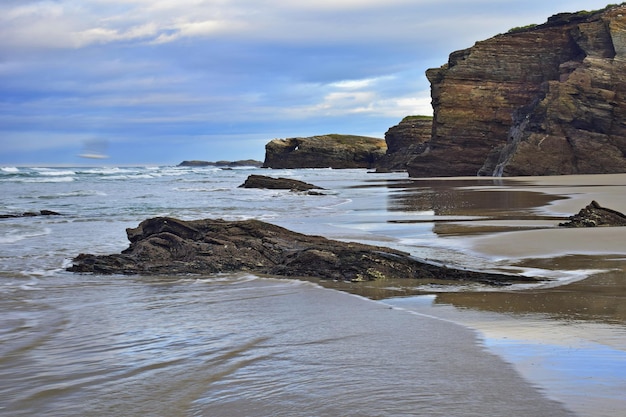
[1,166,19,173]
[34,168,77,176]
[22,176,75,183]
[0,227,52,244]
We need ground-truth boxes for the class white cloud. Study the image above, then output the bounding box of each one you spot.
[1,0,619,164]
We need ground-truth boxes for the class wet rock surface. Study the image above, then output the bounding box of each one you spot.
[239,175,324,192]
[559,200,626,227]
[0,210,62,219]
[67,217,536,285]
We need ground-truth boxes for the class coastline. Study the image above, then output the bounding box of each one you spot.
[316,173,626,417]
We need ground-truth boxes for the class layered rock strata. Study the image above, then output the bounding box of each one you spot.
[263,134,386,169]
[408,4,626,177]
[375,116,432,172]
[67,217,535,285]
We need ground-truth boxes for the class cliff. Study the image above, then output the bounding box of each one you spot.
[407,4,626,177]
[375,116,432,172]
[263,134,386,169]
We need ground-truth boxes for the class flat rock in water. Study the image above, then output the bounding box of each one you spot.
[559,200,626,227]
[239,175,324,192]
[67,217,536,285]
[0,210,62,219]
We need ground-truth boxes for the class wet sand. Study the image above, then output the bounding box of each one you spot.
[323,173,626,417]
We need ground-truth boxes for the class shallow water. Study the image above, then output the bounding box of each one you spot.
[0,274,574,417]
[1,166,625,416]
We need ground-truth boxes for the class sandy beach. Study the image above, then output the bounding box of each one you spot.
[315,173,626,417]
[394,173,626,417]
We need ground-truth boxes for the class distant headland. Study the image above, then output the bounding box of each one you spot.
[178,159,263,168]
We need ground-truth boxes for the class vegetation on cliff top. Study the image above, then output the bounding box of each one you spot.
[401,115,433,123]
[507,3,624,34]
[320,134,386,148]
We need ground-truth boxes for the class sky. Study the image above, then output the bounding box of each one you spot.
[0,0,616,166]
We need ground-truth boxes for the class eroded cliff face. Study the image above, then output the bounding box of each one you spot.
[408,4,626,177]
[263,134,386,169]
[375,116,432,172]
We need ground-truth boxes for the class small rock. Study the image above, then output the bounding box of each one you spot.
[239,175,324,192]
[559,200,626,227]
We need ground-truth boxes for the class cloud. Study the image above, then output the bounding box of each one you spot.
[0,0,617,164]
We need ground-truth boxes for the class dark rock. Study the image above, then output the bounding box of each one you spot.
[559,200,626,227]
[407,4,626,177]
[239,175,324,192]
[67,217,538,285]
[178,159,263,167]
[376,116,432,172]
[263,134,386,169]
[0,210,62,219]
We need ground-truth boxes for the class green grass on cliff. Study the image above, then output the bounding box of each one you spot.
[401,115,433,122]
[507,3,625,34]
[320,134,386,148]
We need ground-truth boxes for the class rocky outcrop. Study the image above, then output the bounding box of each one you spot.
[263,134,386,169]
[375,116,432,172]
[239,175,324,192]
[559,200,626,227]
[67,217,536,285]
[0,210,61,219]
[408,4,626,177]
[178,159,263,167]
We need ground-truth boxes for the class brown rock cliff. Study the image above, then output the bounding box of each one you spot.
[263,134,386,169]
[375,116,432,172]
[408,4,626,177]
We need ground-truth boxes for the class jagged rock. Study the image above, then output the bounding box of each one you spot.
[67,217,536,285]
[0,210,62,219]
[263,134,386,169]
[407,4,626,177]
[178,159,263,167]
[559,200,626,227]
[239,174,324,192]
[375,116,432,172]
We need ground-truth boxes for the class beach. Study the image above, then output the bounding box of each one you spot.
[1,166,625,416]
[320,173,626,417]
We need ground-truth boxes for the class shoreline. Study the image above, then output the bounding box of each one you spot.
[317,173,626,417]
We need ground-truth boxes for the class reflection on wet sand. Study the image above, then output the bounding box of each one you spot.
[377,174,626,417]
[380,174,626,324]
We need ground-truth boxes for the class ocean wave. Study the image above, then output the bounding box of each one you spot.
[34,168,77,176]
[37,190,108,199]
[1,166,19,173]
[22,176,76,183]
[0,226,52,244]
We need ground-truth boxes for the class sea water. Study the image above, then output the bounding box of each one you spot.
[0,165,608,416]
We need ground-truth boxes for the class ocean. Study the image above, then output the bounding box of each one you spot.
[1,166,624,416]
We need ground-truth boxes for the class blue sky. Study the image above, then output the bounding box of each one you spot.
[0,0,614,165]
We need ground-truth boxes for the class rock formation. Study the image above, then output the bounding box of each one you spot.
[407,4,626,177]
[559,200,626,227]
[263,134,386,169]
[178,159,263,167]
[67,217,536,285]
[239,175,324,192]
[0,210,61,219]
[375,116,432,172]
